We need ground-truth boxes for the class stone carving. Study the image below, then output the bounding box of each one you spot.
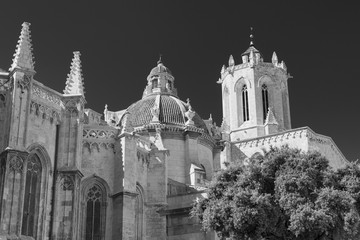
[60,175,74,191]
[32,85,62,107]
[151,105,160,123]
[17,74,31,93]
[0,78,12,91]
[30,100,61,123]
[9,156,23,173]
[185,98,195,126]
[63,98,81,113]
[82,140,115,152]
[83,129,117,140]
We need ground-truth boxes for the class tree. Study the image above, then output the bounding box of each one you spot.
[192,146,360,240]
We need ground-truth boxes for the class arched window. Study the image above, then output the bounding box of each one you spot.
[151,76,158,89]
[22,154,42,238]
[135,185,144,240]
[81,177,108,240]
[262,84,269,120]
[242,85,249,121]
[86,185,102,240]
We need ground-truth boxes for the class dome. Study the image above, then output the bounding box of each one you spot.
[147,59,173,80]
[125,94,208,133]
[148,62,172,77]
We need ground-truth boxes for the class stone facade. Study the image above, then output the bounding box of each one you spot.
[0,23,348,240]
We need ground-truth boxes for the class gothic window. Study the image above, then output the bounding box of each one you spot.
[85,185,104,240]
[242,85,250,121]
[262,84,269,120]
[81,178,108,240]
[0,156,7,218]
[135,185,144,240]
[22,154,42,238]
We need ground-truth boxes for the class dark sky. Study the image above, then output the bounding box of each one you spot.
[0,1,359,161]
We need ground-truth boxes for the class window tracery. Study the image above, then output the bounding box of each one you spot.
[81,178,108,240]
[85,185,103,240]
[22,154,42,238]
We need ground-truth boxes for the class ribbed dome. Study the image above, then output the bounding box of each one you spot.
[125,94,208,132]
[148,63,172,77]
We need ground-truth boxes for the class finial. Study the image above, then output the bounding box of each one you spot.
[228,55,235,67]
[185,99,195,126]
[221,65,226,74]
[63,51,85,96]
[272,51,278,65]
[157,54,163,65]
[249,27,254,46]
[10,22,35,72]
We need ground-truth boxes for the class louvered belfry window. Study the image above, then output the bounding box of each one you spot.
[22,154,42,238]
[85,185,103,240]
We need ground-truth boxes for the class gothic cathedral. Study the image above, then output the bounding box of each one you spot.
[0,23,348,240]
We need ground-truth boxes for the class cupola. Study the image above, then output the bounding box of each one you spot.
[143,57,177,98]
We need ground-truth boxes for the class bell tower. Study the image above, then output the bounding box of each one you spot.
[218,28,292,141]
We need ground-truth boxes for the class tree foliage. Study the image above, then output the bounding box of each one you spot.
[192,146,360,240]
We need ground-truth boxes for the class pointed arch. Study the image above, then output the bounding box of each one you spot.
[262,84,269,121]
[24,143,52,239]
[223,85,230,126]
[234,77,251,91]
[257,75,274,87]
[80,176,109,240]
[234,78,251,126]
[135,183,145,240]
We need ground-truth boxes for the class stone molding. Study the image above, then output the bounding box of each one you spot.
[82,140,115,152]
[0,77,12,92]
[109,190,138,199]
[83,128,117,140]
[31,84,63,108]
[218,61,288,84]
[30,100,61,124]
[82,127,117,152]
[234,126,347,162]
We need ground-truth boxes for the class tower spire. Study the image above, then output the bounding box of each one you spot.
[10,22,35,72]
[64,51,85,96]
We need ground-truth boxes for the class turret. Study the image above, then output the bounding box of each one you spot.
[142,57,177,98]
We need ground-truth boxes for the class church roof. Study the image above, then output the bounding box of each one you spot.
[148,59,172,77]
[125,94,209,133]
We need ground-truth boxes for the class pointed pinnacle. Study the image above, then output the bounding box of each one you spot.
[64,51,85,96]
[10,22,35,72]
[265,108,278,125]
[228,55,235,66]
[272,51,278,64]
